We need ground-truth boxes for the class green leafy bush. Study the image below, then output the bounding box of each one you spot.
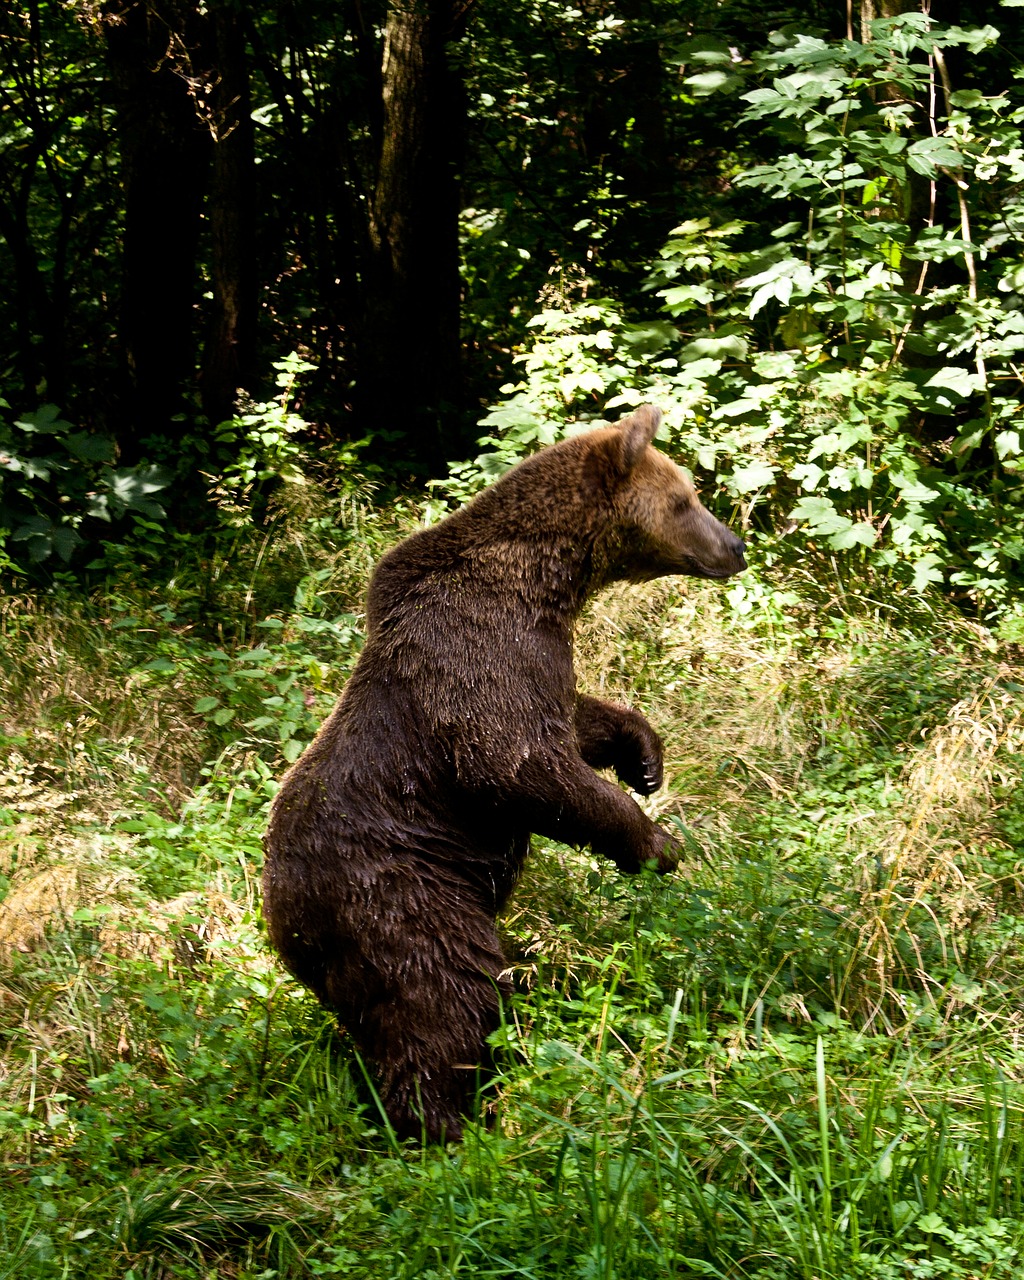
[444,15,1024,617]
[208,353,317,498]
[0,399,169,569]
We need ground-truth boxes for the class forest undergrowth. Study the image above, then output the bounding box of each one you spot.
[2,476,1024,1280]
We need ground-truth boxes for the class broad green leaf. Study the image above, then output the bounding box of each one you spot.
[11,514,53,537]
[620,320,677,353]
[3,453,53,481]
[666,218,713,236]
[778,309,823,348]
[906,136,966,177]
[680,334,748,362]
[952,421,987,457]
[63,431,115,464]
[141,657,177,674]
[890,472,940,503]
[789,496,852,536]
[673,357,722,382]
[713,397,765,419]
[826,465,858,492]
[998,263,1024,293]
[905,228,979,262]
[943,24,1000,53]
[658,284,714,314]
[948,89,986,107]
[912,555,945,592]
[668,36,735,66]
[807,432,842,461]
[475,453,512,479]
[685,70,744,97]
[742,87,784,109]
[728,463,777,492]
[789,462,825,491]
[921,366,981,404]
[15,404,71,435]
[108,465,171,513]
[827,522,876,550]
[558,370,605,397]
[741,259,817,318]
[50,525,82,561]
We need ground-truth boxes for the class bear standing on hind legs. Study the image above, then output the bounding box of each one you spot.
[262,405,746,1142]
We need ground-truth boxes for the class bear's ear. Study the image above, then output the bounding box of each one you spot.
[614,405,663,474]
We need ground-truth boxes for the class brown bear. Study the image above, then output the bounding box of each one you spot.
[262,405,745,1142]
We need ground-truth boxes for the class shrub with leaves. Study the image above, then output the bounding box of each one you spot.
[208,353,317,499]
[0,398,169,569]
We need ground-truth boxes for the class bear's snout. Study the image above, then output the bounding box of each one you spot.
[724,529,747,573]
[684,508,747,579]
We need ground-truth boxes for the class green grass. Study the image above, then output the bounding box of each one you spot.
[2,482,1024,1278]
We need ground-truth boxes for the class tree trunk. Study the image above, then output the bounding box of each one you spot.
[202,3,258,427]
[0,175,52,405]
[361,0,467,466]
[105,0,209,460]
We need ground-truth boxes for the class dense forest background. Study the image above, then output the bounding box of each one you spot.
[4,3,1024,1278]
[2,0,1023,613]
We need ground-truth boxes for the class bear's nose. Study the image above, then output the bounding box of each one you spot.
[727,531,747,570]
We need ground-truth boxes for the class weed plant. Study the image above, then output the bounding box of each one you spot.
[2,472,1024,1278]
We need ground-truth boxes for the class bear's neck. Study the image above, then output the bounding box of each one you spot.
[452,471,609,622]
[477,537,596,625]
[367,513,602,646]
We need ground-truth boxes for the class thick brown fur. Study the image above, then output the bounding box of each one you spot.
[263,406,746,1142]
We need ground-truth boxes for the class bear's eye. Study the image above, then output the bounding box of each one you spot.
[674,493,695,514]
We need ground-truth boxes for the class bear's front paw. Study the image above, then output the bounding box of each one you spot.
[649,827,679,876]
[622,827,678,877]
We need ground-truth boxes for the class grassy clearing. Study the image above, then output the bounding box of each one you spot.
[2,483,1024,1278]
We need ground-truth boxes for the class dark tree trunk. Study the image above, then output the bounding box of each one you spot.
[202,3,258,426]
[105,0,209,460]
[0,173,49,404]
[361,0,467,466]
[0,6,82,410]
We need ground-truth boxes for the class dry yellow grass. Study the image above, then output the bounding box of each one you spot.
[0,864,88,957]
[513,571,1024,1028]
[842,675,1024,1021]
[0,836,247,969]
[1,598,211,806]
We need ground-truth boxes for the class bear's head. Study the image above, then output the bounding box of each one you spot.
[594,405,747,585]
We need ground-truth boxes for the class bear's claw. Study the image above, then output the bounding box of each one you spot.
[625,755,662,796]
[640,761,662,794]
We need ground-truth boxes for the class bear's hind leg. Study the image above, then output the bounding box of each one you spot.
[370,978,502,1143]
[323,889,509,1143]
